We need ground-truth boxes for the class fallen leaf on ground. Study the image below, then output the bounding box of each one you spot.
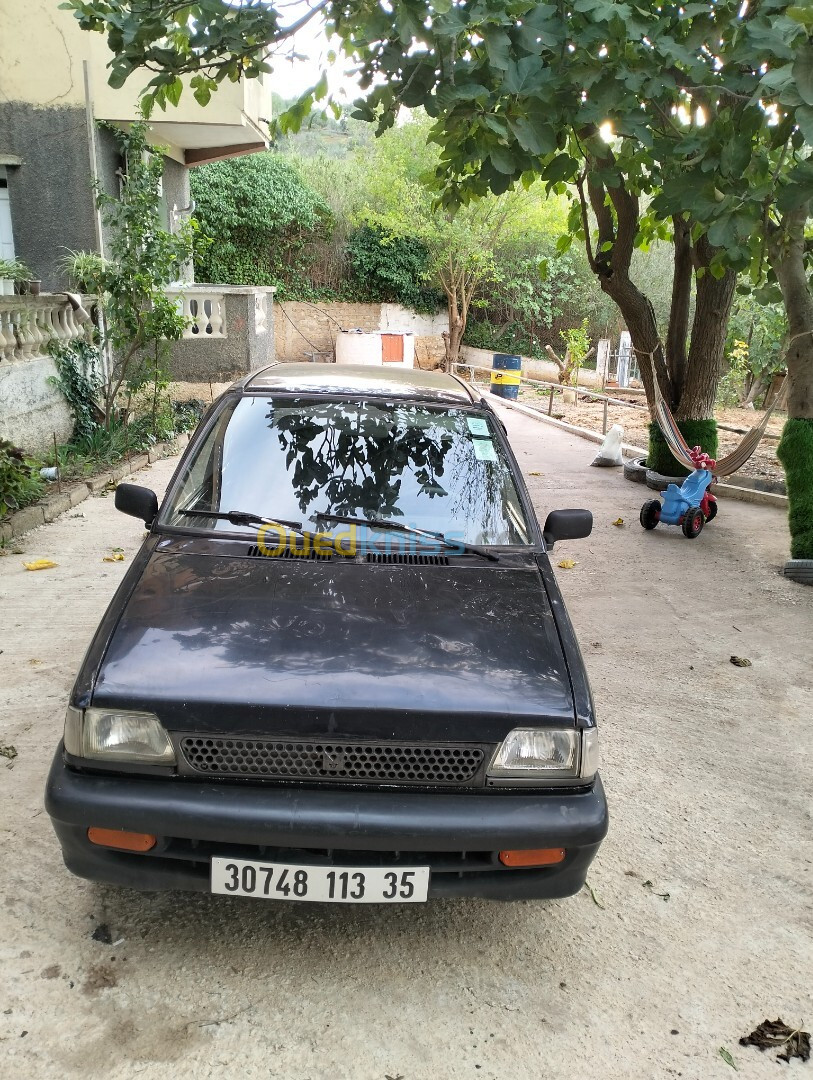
[103,552,125,563]
[528,471,542,476]
[585,881,605,909]
[590,642,602,648]
[730,656,752,667]
[0,745,18,760]
[612,518,624,526]
[23,559,58,571]
[739,1019,810,1064]
[718,1046,738,1070]
[28,658,42,666]
[557,559,577,569]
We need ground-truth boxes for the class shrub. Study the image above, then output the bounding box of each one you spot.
[190,153,333,290]
[777,418,813,560]
[0,441,44,519]
[48,339,104,444]
[346,225,442,312]
[647,420,718,477]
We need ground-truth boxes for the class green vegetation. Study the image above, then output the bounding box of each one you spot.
[777,419,813,560]
[0,441,44,520]
[190,153,332,293]
[648,421,719,479]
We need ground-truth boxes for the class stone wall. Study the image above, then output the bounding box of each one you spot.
[273,301,448,369]
[0,353,72,453]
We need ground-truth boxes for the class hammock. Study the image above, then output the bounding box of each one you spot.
[652,376,786,478]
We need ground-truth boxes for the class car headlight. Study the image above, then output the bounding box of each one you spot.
[487,727,598,781]
[64,707,175,764]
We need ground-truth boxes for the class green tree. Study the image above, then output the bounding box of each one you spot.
[96,119,197,425]
[355,116,516,366]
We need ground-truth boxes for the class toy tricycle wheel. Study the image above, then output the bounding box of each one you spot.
[704,498,718,522]
[640,499,661,530]
[682,507,704,539]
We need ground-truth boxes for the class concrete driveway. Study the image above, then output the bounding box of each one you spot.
[0,404,810,1080]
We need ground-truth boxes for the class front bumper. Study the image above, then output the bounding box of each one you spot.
[45,749,608,901]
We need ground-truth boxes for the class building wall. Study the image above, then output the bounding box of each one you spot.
[0,102,99,291]
[273,302,448,369]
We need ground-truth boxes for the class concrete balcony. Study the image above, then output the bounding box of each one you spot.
[164,285,276,382]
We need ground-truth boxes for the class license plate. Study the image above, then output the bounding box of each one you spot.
[210,857,430,903]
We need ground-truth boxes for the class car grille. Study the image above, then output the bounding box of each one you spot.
[180,737,487,787]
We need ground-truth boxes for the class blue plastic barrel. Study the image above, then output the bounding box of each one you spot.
[490,353,522,399]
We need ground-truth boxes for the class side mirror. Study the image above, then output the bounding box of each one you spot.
[543,509,593,549]
[115,483,158,526]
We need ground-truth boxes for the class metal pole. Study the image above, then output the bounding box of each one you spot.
[603,399,608,434]
[53,432,61,493]
[548,388,554,416]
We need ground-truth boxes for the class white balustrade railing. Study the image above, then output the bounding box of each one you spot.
[0,295,93,363]
[168,288,226,339]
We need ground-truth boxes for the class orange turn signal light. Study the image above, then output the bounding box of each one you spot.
[87,827,156,852]
[499,848,566,868]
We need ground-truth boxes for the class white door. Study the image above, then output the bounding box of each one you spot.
[0,169,16,261]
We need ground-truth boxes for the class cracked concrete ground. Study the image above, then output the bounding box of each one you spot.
[0,402,810,1080]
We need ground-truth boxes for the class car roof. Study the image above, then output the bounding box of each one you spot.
[239,363,479,405]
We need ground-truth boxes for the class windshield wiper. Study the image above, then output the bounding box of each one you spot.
[313,512,499,562]
[179,509,303,530]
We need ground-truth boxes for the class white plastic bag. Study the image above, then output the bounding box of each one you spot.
[590,424,624,467]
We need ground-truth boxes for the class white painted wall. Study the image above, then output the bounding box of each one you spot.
[379,305,448,336]
[0,356,72,453]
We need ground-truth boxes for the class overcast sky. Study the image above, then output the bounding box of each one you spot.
[267,3,363,103]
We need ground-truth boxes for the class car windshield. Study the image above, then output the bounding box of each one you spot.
[162,395,532,546]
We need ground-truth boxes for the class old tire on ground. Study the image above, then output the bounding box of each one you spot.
[646,468,687,492]
[624,457,649,484]
[640,500,661,530]
[682,507,704,539]
[782,559,813,586]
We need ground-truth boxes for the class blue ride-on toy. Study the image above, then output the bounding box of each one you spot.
[639,468,718,539]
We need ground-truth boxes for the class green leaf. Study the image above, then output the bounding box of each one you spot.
[432,0,452,12]
[709,260,727,280]
[489,145,519,175]
[718,1047,737,1070]
[508,113,557,155]
[192,82,211,107]
[538,258,550,281]
[556,233,573,253]
[796,103,813,143]
[793,41,813,105]
[484,28,512,71]
[542,155,578,187]
[166,77,183,108]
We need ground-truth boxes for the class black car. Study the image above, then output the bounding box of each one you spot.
[45,364,607,904]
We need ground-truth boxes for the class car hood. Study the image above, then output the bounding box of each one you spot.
[92,547,575,741]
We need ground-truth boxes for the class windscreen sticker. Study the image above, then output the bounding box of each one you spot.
[472,438,497,462]
[467,416,490,437]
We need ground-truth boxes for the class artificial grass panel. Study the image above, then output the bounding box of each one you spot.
[777,417,813,560]
[647,420,719,477]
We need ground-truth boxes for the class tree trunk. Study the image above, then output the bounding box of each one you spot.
[443,293,465,371]
[675,238,737,420]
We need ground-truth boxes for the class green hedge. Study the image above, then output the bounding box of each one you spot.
[777,417,813,560]
[647,420,718,477]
